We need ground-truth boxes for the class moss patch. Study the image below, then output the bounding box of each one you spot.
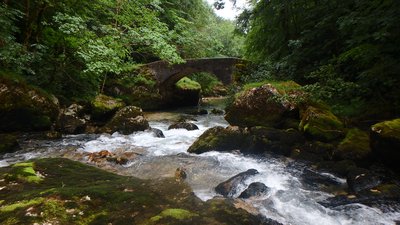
[335,128,371,160]
[299,106,344,141]
[91,94,125,121]
[0,158,266,225]
[371,119,400,139]
[5,162,43,183]
[150,208,198,222]
[175,77,201,91]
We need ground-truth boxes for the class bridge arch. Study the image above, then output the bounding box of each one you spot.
[143,57,244,87]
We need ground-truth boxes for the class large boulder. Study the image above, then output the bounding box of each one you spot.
[0,77,59,132]
[334,128,371,161]
[215,169,259,197]
[91,94,125,121]
[163,77,201,107]
[225,81,302,128]
[188,126,253,154]
[102,106,149,134]
[57,104,87,134]
[299,106,344,141]
[188,126,304,156]
[370,119,400,169]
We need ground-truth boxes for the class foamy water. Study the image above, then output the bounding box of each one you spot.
[1,112,399,225]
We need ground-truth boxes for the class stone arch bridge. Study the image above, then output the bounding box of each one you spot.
[142,57,245,86]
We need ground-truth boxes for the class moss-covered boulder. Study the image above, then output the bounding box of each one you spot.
[299,106,344,141]
[0,158,270,225]
[91,94,125,121]
[0,76,59,132]
[102,106,149,134]
[188,126,253,154]
[166,77,201,107]
[188,126,305,156]
[0,134,19,154]
[370,119,400,169]
[225,81,303,128]
[334,128,371,161]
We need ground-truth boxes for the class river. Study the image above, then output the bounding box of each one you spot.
[1,102,399,225]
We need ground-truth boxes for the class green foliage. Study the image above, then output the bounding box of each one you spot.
[241,0,400,117]
[189,72,222,96]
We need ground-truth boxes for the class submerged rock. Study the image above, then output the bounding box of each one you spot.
[150,128,165,138]
[168,122,199,131]
[225,81,302,128]
[370,119,400,170]
[215,169,259,197]
[102,106,149,134]
[239,182,270,199]
[299,106,344,141]
[0,76,59,132]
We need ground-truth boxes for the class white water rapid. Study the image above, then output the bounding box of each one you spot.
[1,109,399,225]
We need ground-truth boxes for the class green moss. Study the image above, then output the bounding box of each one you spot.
[0,198,44,213]
[175,77,201,90]
[336,128,371,160]
[372,119,400,139]
[5,162,43,183]
[243,80,301,93]
[91,94,125,120]
[150,208,198,222]
[299,106,344,141]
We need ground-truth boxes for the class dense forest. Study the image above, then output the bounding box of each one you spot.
[0,0,243,102]
[237,0,400,119]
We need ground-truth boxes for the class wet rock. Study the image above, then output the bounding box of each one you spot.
[107,157,129,165]
[370,119,400,170]
[301,168,343,188]
[347,167,381,193]
[0,134,19,154]
[91,94,125,121]
[315,160,357,177]
[211,108,224,115]
[168,122,199,131]
[188,126,253,154]
[299,106,344,141]
[225,81,303,128]
[102,106,149,134]
[57,104,87,134]
[0,77,59,132]
[175,167,187,181]
[239,182,270,199]
[334,128,371,161]
[215,169,259,197]
[150,128,165,138]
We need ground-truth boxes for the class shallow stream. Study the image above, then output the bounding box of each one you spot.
[1,101,400,225]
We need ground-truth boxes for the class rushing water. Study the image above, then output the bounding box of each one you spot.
[1,105,400,225]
